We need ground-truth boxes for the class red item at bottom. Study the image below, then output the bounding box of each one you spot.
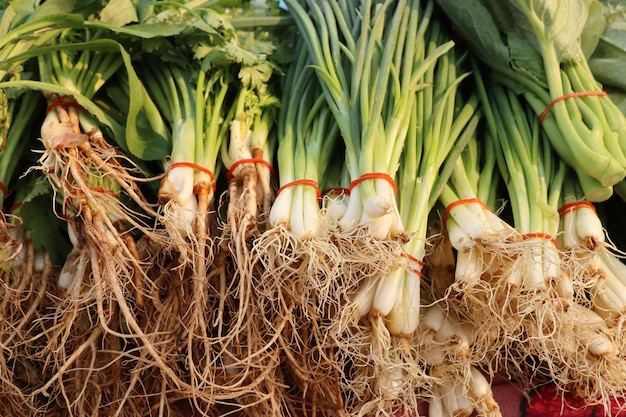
[524,384,626,417]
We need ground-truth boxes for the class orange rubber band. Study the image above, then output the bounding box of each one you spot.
[522,232,558,249]
[539,91,608,124]
[276,179,322,201]
[558,200,597,217]
[442,198,489,229]
[169,161,216,191]
[400,252,425,277]
[349,172,397,194]
[0,181,8,198]
[322,187,351,197]
[69,187,119,198]
[46,95,85,115]
[227,158,276,182]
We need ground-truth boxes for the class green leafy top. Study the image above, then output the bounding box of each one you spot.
[435,0,604,87]
[589,0,626,91]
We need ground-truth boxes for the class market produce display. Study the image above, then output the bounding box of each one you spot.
[0,0,626,416]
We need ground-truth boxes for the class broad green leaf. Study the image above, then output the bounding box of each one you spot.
[507,30,548,87]
[99,0,139,27]
[581,0,606,58]
[13,176,72,265]
[589,0,626,90]
[435,0,510,72]
[0,37,170,160]
[505,0,588,61]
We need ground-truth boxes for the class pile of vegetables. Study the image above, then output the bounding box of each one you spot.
[1,0,626,416]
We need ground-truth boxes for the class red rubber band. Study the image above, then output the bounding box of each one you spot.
[349,172,397,194]
[522,232,558,249]
[69,187,119,198]
[558,200,597,217]
[46,95,85,115]
[169,161,216,191]
[539,91,608,124]
[9,202,22,213]
[276,179,322,201]
[322,187,351,197]
[226,158,276,182]
[400,252,425,277]
[0,181,8,198]
[442,198,489,229]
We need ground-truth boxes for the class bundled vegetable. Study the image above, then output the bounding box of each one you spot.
[285,0,451,245]
[435,0,626,201]
[251,37,347,413]
[559,173,626,329]
[2,0,626,416]
[419,303,502,417]
[474,73,626,407]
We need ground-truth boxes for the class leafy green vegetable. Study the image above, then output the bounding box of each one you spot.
[13,175,71,265]
[436,0,626,201]
[589,0,626,91]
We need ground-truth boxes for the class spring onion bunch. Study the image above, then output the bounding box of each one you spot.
[558,173,626,329]
[435,126,520,296]
[370,27,480,338]
[250,37,347,412]
[419,304,502,417]
[4,25,192,414]
[138,58,221,406]
[337,18,481,416]
[284,0,453,247]
[435,0,626,201]
[268,40,338,239]
[472,78,572,380]
[477,77,626,407]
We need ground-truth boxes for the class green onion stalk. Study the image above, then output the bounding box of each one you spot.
[435,0,626,202]
[343,17,482,413]
[419,304,501,417]
[479,82,626,404]
[558,172,626,330]
[284,0,453,246]
[139,56,241,408]
[12,28,193,415]
[251,39,346,413]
